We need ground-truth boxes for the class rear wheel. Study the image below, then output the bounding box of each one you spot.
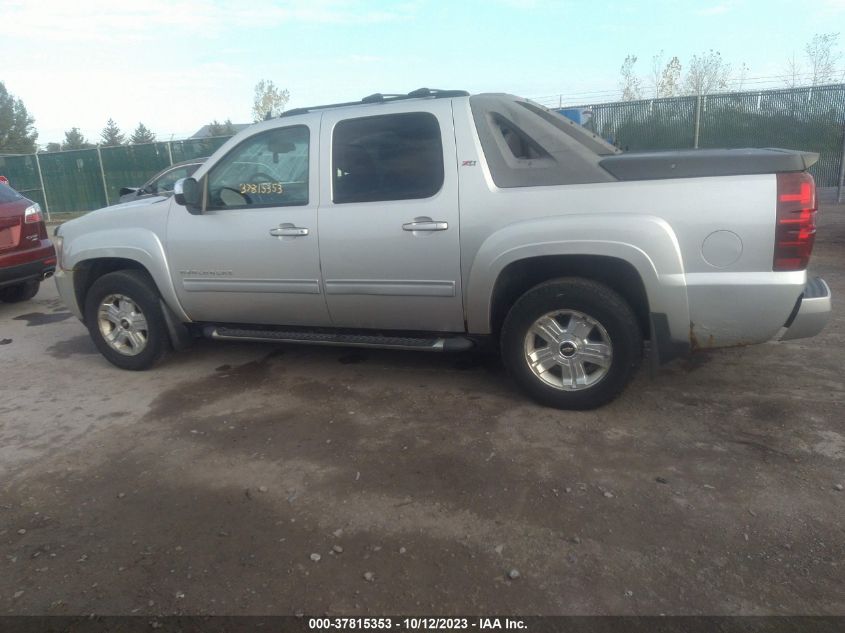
[84,270,167,370]
[501,278,643,410]
[0,279,40,303]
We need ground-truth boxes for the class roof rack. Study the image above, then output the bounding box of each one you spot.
[279,88,469,118]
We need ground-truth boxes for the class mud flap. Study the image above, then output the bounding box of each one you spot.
[649,312,691,372]
[160,299,193,351]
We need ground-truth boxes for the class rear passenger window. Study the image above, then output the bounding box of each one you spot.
[332,113,444,204]
[494,116,547,160]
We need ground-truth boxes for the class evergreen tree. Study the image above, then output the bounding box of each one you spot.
[0,81,38,153]
[129,123,156,144]
[62,127,93,150]
[100,118,125,146]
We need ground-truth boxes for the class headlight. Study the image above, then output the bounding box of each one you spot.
[54,235,64,270]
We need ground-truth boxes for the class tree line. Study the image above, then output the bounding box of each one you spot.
[49,121,158,152]
[618,32,842,101]
[0,79,291,155]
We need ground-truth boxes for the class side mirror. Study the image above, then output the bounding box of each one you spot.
[119,186,138,197]
[174,177,202,214]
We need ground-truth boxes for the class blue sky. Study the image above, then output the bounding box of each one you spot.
[2,0,844,146]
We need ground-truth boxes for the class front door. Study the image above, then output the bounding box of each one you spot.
[317,102,464,332]
[166,122,331,326]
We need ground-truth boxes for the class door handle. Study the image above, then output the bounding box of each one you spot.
[402,220,448,232]
[269,226,309,237]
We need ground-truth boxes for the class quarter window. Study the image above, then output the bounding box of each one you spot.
[206,126,309,209]
[332,113,444,204]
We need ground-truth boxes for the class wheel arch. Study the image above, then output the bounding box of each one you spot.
[64,230,189,323]
[73,257,148,322]
[489,255,651,338]
[464,215,690,345]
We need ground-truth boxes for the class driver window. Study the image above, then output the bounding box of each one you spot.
[206,125,309,209]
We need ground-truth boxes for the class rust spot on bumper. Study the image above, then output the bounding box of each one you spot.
[690,321,753,352]
[689,321,708,351]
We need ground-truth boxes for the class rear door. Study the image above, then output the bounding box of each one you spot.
[317,101,464,331]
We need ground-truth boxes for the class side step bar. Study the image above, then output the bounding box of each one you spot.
[203,325,474,352]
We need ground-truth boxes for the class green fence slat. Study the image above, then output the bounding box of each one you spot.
[100,142,171,204]
[37,149,107,214]
[0,154,45,208]
[0,135,235,215]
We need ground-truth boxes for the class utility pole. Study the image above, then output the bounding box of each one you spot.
[34,153,50,221]
[693,94,702,149]
[837,123,845,204]
[96,146,110,206]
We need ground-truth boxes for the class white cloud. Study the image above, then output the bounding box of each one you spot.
[2,0,416,42]
[1,1,418,144]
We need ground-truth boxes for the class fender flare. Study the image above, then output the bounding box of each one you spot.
[64,228,190,322]
[465,214,690,341]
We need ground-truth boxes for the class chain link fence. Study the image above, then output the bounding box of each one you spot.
[566,83,845,190]
[0,136,232,217]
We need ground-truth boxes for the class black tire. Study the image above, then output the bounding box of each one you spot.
[501,277,643,410]
[83,270,167,370]
[0,279,40,303]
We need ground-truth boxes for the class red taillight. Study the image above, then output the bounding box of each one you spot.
[24,203,43,224]
[774,172,816,271]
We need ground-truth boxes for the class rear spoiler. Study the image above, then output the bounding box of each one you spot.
[600,148,819,181]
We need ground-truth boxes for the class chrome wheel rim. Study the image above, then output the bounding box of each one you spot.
[523,309,613,391]
[97,294,148,356]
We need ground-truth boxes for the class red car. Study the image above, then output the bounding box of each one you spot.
[0,181,56,302]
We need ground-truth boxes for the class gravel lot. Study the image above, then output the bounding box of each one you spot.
[1,205,843,616]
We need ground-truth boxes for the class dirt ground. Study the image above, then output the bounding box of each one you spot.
[1,206,843,616]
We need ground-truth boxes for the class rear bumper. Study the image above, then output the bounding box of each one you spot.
[778,277,832,341]
[0,243,57,289]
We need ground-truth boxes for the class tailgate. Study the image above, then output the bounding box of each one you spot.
[0,199,33,252]
[600,147,819,181]
[0,213,22,251]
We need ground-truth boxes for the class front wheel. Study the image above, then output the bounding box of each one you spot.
[501,278,643,410]
[84,270,167,370]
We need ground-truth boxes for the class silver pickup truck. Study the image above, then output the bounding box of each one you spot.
[53,88,831,409]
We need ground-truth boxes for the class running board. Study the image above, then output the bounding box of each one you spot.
[203,325,474,352]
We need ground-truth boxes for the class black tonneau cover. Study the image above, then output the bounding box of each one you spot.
[599,148,819,181]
